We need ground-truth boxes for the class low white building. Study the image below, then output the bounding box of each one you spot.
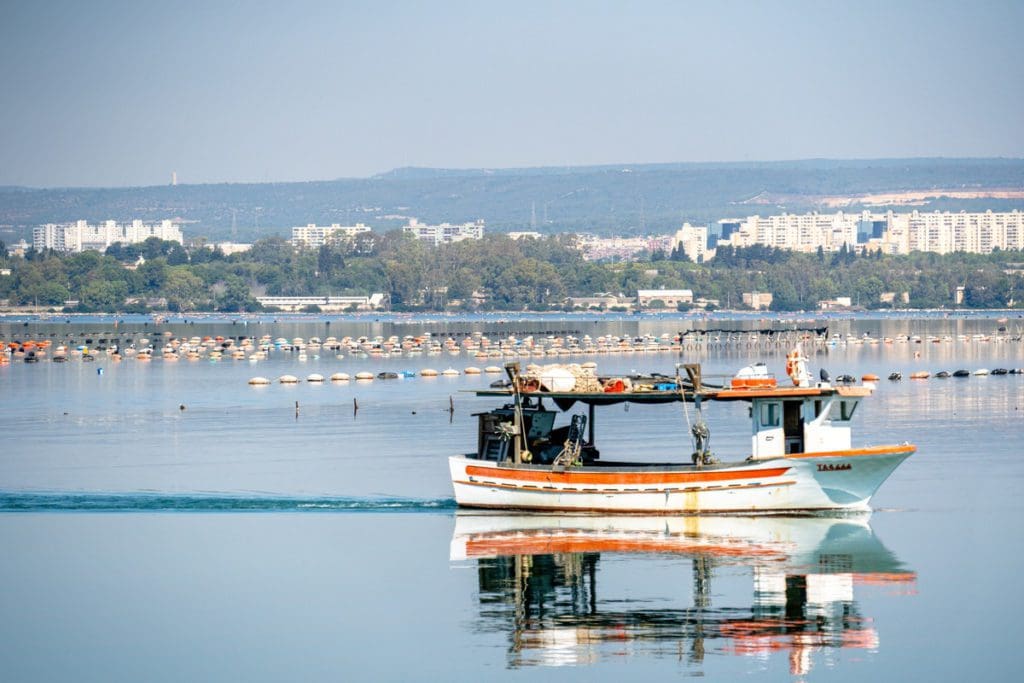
[742,291,774,310]
[256,293,386,312]
[819,296,853,310]
[213,242,253,256]
[637,289,694,308]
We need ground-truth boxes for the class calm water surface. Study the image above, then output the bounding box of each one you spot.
[0,316,1021,680]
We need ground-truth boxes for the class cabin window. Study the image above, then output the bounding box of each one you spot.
[829,400,858,422]
[760,402,780,427]
[814,400,823,417]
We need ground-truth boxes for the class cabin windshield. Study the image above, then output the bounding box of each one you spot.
[829,399,858,422]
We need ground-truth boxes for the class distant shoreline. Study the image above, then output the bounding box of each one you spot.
[1,309,1021,327]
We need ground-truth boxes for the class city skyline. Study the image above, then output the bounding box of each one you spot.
[1,1,1022,187]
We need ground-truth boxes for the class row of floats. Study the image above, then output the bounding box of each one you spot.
[867,368,1024,380]
[248,365,515,385]
[4,328,1022,366]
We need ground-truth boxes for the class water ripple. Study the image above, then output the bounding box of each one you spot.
[0,492,458,513]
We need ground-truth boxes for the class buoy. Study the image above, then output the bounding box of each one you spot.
[484,366,502,374]
[278,374,299,384]
[441,368,460,376]
[910,371,930,379]
[464,366,481,374]
[355,371,374,380]
[421,368,439,377]
[861,373,879,382]
[330,372,350,381]
[248,377,271,385]
[307,373,324,383]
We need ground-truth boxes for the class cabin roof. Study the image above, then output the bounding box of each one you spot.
[470,384,870,409]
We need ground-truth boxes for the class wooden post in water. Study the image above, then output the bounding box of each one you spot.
[295,400,299,419]
[353,397,359,417]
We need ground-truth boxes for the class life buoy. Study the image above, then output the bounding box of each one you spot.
[785,349,799,379]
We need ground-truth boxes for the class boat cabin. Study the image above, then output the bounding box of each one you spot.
[748,393,860,459]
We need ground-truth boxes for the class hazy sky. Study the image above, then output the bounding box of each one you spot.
[1,0,1022,187]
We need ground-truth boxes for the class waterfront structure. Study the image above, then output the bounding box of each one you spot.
[819,297,854,311]
[565,294,632,310]
[508,231,543,240]
[290,223,371,249]
[637,289,694,309]
[255,293,386,312]
[403,219,484,245]
[32,220,183,253]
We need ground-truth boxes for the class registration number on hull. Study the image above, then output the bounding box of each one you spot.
[817,463,852,472]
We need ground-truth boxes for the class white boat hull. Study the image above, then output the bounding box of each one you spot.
[449,445,913,514]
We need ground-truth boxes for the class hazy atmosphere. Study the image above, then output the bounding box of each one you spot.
[2,0,1022,187]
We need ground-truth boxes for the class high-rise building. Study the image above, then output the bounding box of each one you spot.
[716,210,1024,256]
[671,222,714,262]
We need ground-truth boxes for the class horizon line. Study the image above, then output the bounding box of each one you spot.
[3,155,1023,192]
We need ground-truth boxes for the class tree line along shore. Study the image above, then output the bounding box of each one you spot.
[0,233,1022,314]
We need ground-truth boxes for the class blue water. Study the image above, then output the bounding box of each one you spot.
[1,316,1022,680]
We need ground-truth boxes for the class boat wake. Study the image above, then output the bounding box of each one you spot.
[0,492,458,513]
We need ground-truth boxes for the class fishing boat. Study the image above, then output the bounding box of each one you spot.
[448,348,914,513]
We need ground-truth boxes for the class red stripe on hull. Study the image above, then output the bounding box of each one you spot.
[464,465,790,486]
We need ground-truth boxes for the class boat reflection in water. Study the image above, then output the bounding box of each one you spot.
[451,513,915,674]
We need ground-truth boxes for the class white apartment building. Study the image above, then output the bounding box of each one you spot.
[888,210,1024,255]
[402,219,484,245]
[724,212,862,253]
[717,210,1024,257]
[33,220,183,253]
[290,223,371,248]
[671,222,714,262]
